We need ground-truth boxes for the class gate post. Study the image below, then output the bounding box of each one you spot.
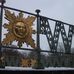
[33,9,44,69]
[0,0,5,68]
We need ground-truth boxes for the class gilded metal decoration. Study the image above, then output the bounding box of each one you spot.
[2,9,36,48]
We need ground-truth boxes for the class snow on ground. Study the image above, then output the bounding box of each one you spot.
[45,67,74,71]
[0,66,74,71]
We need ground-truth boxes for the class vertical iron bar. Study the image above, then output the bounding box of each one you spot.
[36,9,40,48]
[34,9,44,69]
[0,0,5,68]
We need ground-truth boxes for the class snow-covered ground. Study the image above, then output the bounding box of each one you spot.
[0,66,74,71]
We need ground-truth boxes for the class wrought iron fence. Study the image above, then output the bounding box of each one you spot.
[0,1,74,69]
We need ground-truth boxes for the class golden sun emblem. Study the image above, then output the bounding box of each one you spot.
[2,9,36,48]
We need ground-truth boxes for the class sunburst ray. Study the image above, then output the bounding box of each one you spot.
[2,32,15,45]
[3,23,12,31]
[4,9,16,22]
[26,16,36,26]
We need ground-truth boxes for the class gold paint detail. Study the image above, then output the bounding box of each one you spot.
[13,22,28,38]
[2,9,36,48]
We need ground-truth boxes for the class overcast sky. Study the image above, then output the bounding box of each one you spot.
[2,0,74,50]
[5,0,74,24]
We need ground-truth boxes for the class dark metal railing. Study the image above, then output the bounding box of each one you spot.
[0,0,74,69]
[40,16,74,53]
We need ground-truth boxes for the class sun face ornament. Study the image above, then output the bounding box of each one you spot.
[2,9,36,48]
